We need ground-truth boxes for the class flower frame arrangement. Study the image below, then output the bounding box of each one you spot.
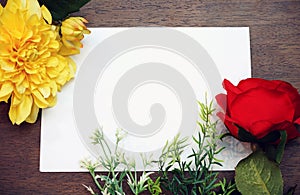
[0,0,299,195]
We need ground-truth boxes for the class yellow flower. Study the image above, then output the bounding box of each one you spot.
[0,0,76,124]
[59,17,91,56]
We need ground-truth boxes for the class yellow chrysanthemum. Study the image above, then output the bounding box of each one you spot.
[0,0,76,124]
[59,17,91,56]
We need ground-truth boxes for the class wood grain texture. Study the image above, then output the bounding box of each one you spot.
[0,0,299,194]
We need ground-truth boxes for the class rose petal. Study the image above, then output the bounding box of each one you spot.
[286,127,300,140]
[230,87,295,132]
[295,117,300,125]
[293,100,300,120]
[222,79,240,109]
[215,93,227,112]
[224,119,239,138]
[223,79,241,94]
[248,120,274,138]
[238,79,300,116]
[275,80,300,119]
[237,78,276,91]
[216,111,225,121]
[217,112,239,138]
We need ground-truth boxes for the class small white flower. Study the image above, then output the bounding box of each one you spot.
[115,128,127,142]
[80,158,100,171]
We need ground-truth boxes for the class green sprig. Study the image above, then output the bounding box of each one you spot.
[157,96,235,194]
[81,96,237,194]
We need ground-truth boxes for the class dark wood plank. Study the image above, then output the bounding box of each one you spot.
[0,0,299,194]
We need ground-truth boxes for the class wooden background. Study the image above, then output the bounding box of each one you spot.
[0,0,300,194]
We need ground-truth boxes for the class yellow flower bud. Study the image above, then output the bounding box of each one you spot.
[59,17,91,56]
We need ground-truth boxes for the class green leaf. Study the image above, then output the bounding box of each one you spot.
[264,131,287,164]
[38,0,91,22]
[235,150,283,195]
[275,131,287,164]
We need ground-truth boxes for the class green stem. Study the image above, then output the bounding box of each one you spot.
[275,131,287,164]
[90,170,103,191]
[99,140,110,162]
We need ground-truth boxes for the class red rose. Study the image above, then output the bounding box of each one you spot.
[216,78,300,142]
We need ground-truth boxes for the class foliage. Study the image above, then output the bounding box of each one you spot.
[81,129,127,195]
[147,177,162,195]
[235,150,283,195]
[38,0,90,22]
[81,97,237,194]
[156,98,234,194]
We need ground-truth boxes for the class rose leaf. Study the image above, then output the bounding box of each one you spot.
[235,150,283,195]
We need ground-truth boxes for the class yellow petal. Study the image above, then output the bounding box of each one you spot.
[26,14,41,28]
[15,95,33,124]
[11,93,22,106]
[14,73,26,85]
[83,28,91,34]
[40,51,52,59]
[69,17,88,30]
[38,86,50,98]
[0,4,3,16]
[48,40,60,49]
[0,10,24,39]
[9,101,17,124]
[46,67,59,78]
[9,94,33,125]
[67,57,76,77]
[74,40,83,48]
[0,82,13,102]
[61,38,73,48]
[41,5,52,24]
[29,74,42,84]
[46,95,57,107]
[16,83,27,94]
[63,34,84,41]
[0,60,15,71]
[46,57,59,67]
[4,0,20,13]
[20,29,34,45]
[61,25,77,36]
[49,80,57,96]
[59,45,80,56]
[62,17,81,29]
[25,103,39,123]
[24,64,39,74]
[55,70,68,85]
[25,0,41,19]
[32,90,49,108]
